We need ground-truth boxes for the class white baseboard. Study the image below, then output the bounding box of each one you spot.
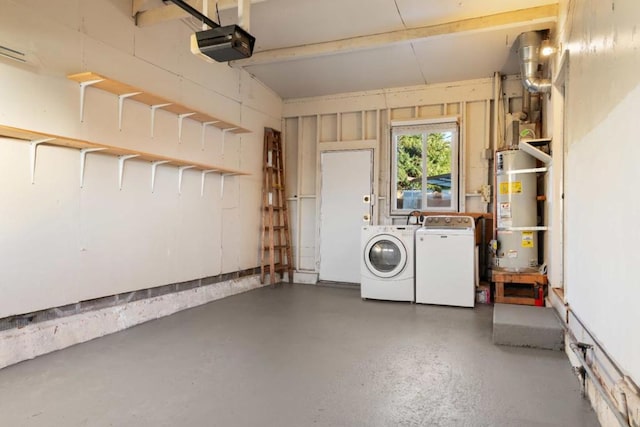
[293,271,319,284]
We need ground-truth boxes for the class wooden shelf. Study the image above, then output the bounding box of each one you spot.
[67,71,250,134]
[0,125,249,191]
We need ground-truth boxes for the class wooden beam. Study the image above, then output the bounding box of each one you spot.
[132,0,152,17]
[238,0,251,31]
[134,0,265,27]
[232,4,558,67]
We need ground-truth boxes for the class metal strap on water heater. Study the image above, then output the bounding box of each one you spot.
[497,226,549,231]
[497,167,548,175]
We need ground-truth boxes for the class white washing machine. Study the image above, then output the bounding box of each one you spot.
[415,216,476,307]
[361,225,418,301]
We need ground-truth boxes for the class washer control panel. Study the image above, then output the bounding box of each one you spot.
[422,215,475,230]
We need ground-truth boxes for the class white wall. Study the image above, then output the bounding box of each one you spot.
[0,0,282,318]
[282,78,518,273]
[557,0,640,385]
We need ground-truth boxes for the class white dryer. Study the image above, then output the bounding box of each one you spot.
[361,225,418,302]
[415,216,476,307]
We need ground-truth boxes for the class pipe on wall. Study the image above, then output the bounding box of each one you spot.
[557,306,637,426]
[569,343,631,427]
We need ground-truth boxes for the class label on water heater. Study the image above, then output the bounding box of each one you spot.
[498,219,513,229]
[499,202,512,218]
[521,231,534,248]
[500,181,522,194]
[507,250,518,258]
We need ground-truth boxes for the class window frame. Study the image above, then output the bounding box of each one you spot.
[390,117,460,215]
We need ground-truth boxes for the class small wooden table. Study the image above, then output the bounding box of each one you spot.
[492,271,548,306]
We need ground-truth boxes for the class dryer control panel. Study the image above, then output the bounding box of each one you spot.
[422,215,475,230]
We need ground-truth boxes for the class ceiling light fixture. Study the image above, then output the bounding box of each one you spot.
[540,39,556,57]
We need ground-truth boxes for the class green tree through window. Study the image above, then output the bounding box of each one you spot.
[397,135,422,190]
[397,133,452,191]
[426,132,452,192]
[393,121,458,212]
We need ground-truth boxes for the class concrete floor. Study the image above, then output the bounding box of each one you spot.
[0,284,599,427]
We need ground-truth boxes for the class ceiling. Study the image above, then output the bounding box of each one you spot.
[136,0,558,99]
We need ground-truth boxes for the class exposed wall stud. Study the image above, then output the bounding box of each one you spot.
[29,138,55,184]
[178,165,195,194]
[118,154,140,190]
[79,79,104,122]
[79,148,107,187]
[238,0,251,31]
[151,160,170,192]
[118,92,142,130]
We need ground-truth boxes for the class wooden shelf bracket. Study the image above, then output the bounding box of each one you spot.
[80,148,107,187]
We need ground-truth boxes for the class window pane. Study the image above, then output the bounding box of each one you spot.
[426,132,452,209]
[391,121,458,213]
[395,134,423,210]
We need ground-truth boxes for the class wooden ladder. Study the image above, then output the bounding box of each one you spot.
[261,128,294,285]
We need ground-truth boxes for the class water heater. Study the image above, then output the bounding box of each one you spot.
[495,149,538,272]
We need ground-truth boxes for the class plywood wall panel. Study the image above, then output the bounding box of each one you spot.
[284,118,299,198]
[0,0,281,318]
[300,116,318,195]
[340,111,362,141]
[319,114,337,142]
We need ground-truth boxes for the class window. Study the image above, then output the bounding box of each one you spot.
[391,119,459,213]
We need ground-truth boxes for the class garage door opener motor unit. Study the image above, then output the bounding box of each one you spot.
[191,25,256,62]
[168,0,256,62]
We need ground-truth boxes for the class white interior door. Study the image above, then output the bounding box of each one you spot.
[319,150,373,283]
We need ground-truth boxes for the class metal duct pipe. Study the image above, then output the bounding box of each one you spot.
[522,89,531,121]
[517,31,551,93]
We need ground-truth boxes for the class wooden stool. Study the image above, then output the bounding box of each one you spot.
[492,271,548,306]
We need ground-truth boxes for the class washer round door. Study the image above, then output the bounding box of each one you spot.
[364,234,408,278]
